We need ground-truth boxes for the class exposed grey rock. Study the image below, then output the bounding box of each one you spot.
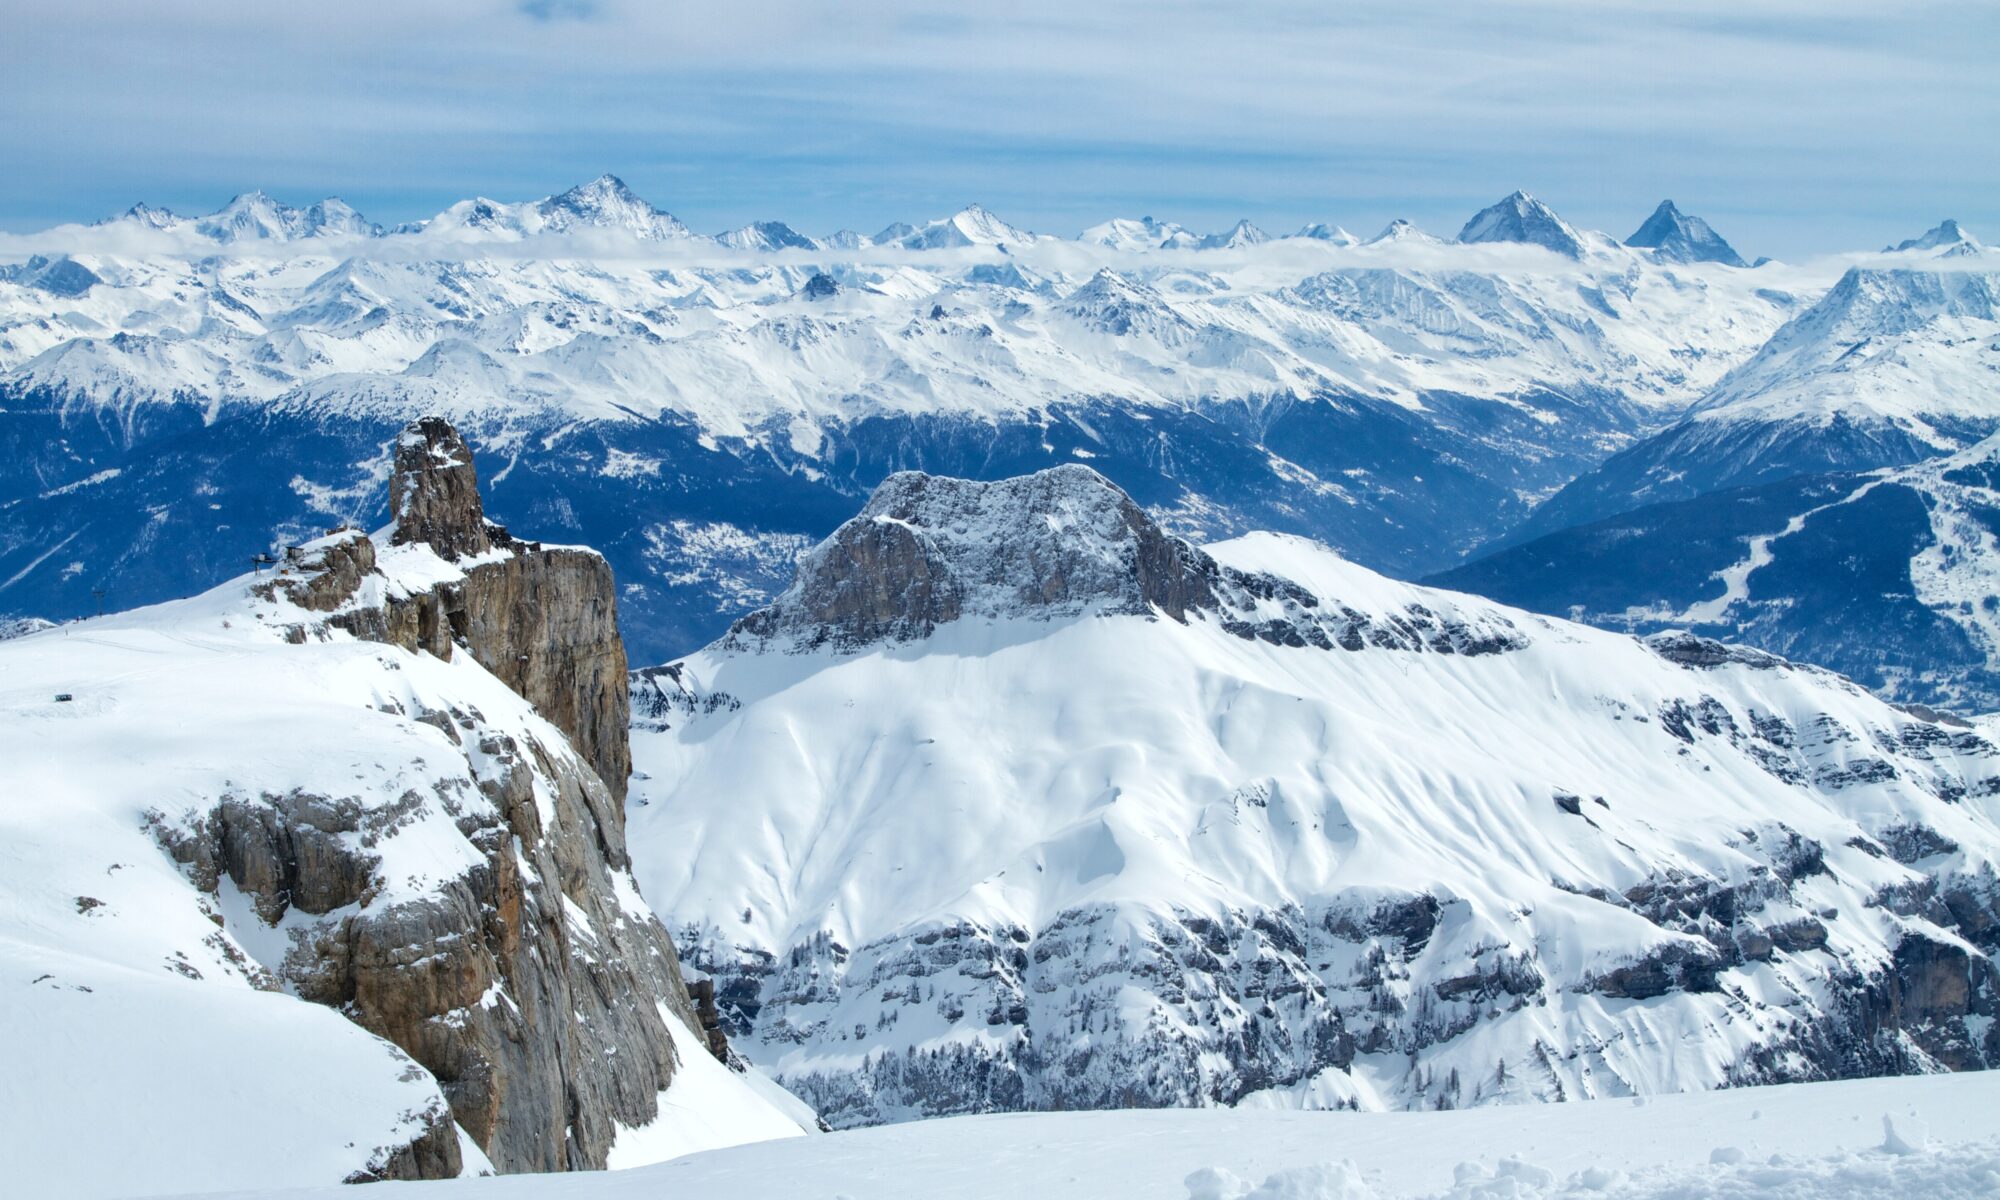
[725,465,1527,658]
[280,424,631,801]
[1626,201,1749,268]
[390,416,498,562]
[180,416,706,1175]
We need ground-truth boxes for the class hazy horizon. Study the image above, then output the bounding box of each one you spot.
[3,1,1995,259]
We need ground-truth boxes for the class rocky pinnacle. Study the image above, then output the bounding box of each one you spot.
[390,416,500,560]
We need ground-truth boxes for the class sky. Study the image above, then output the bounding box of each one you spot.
[2,0,1994,259]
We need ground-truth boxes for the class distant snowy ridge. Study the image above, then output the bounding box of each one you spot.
[628,466,2000,1129]
[0,181,1814,660]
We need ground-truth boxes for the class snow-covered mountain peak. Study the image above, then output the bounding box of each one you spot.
[717,220,818,251]
[1888,218,1985,257]
[632,470,2000,1126]
[410,176,690,242]
[1296,222,1360,245]
[1080,215,1196,250]
[1057,267,1187,336]
[1456,190,1586,258]
[534,173,691,239]
[725,465,1207,649]
[187,191,380,242]
[723,465,1524,657]
[1199,219,1270,250]
[1367,218,1441,245]
[100,200,185,231]
[1677,265,2000,434]
[1626,200,1748,267]
[883,204,1036,250]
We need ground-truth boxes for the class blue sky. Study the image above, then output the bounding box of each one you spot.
[3,0,1994,258]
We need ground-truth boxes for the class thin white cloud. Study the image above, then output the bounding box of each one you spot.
[0,1,1992,257]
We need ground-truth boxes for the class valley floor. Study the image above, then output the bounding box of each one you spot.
[177,1072,2000,1199]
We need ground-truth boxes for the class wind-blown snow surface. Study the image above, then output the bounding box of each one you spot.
[627,474,2000,1128]
[0,563,804,1197]
[190,1071,2000,1200]
[0,181,1812,657]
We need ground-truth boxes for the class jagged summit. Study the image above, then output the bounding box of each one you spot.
[1457,190,1585,258]
[1626,200,1748,267]
[100,201,183,230]
[725,466,1524,656]
[728,466,1212,648]
[189,192,380,242]
[389,416,506,560]
[1889,218,1985,256]
[0,254,100,298]
[536,173,689,238]
[1061,268,1183,336]
[800,271,840,300]
[1198,219,1269,249]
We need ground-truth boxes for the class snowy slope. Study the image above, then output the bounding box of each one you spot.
[1439,430,2000,714]
[625,467,2000,1129]
[0,532,809,1196]
[1520,265,2000,537]
[201,1070,2000,1200]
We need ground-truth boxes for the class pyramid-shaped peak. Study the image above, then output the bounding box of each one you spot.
[1626,200,1746,267]
[1457,191,1584,257]
[1889,219,1982,254]
[1198,219,1269,249]
[536,175,688,238]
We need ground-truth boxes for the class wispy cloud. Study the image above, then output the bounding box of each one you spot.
[0,1,1992,257]
[516,0,598,21]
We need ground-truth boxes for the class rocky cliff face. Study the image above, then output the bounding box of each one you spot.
[285,417,631,801]
[728,465,1525,657]
[167,417,701,1174]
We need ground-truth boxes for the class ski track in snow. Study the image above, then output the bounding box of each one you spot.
[1680,478,1888,624]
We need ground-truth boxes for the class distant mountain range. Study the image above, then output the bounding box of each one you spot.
[5,176,1996,702]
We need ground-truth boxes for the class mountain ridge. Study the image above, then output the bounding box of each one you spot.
[627,466,2000,1127]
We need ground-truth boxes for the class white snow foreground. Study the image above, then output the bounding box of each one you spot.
[0,544,805,1197]
[628,467,2000,1127]
[182,1071,2000,1199]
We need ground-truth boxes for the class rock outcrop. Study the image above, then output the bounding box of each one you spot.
[283,418,631,801]
[726,465,1526,657]
[174,416,705,1174]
